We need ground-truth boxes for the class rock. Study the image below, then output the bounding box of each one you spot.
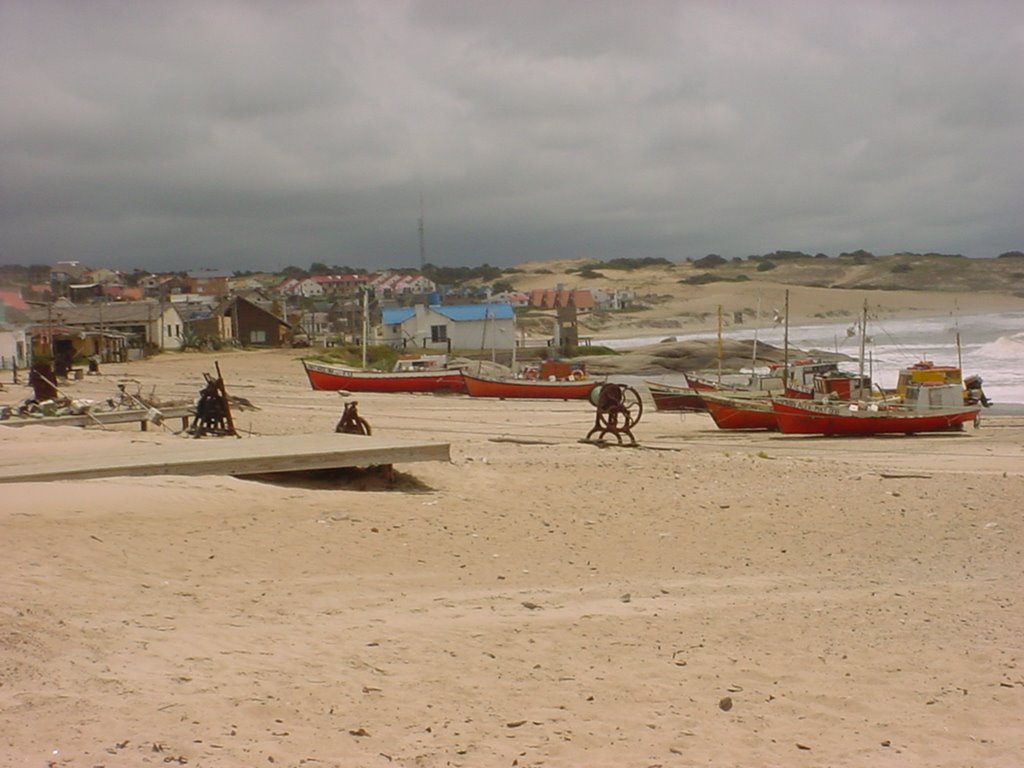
[718,696,732,711]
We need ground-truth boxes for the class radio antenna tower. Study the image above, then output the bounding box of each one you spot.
[418,193,426,270]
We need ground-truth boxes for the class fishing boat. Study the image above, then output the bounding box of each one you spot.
[461,370,598,400]
[302,358,467,394]
[646,381,708,412]
[895,361,992,407]
[701,393,778,431]
[771,396,980,436]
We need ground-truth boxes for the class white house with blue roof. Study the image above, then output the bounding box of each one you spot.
[380,303,515,353]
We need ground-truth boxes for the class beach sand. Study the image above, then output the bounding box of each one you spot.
[2,347,1023,767]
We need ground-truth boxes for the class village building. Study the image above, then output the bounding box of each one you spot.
[379,302,515,353]
[216,295,291,347]
[23,299,185,362]
[49,260,89,287]
[185,270,231,297]
[0,322,30,372]
[227,275,265,293]
[0,293,31,372]
[491,290,530,307]
[370,272,437,300]
[527,288,596,311]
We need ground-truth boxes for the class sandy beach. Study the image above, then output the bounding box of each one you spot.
[2,345,1023,767]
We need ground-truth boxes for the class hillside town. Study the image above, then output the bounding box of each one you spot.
[0,260,636,377]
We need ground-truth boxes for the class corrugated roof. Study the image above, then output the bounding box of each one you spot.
[430,303,514,322]
[382,307,415,325]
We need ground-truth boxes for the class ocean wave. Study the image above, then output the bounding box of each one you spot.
[975,332,1024,360]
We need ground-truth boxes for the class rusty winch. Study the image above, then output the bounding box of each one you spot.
[585,382,643,446]
[335,400,372,435]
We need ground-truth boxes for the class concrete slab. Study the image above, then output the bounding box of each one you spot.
[0,433,451,484]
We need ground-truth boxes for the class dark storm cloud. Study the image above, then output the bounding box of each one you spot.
[1,0,1022,272]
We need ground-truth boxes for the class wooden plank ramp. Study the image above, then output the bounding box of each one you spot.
[0,433,450,484]
[0,405,196,431]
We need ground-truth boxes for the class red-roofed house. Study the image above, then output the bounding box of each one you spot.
[0,288,29,312]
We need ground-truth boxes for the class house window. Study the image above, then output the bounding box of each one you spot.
[430,325,447,343]
[250,330,267,344]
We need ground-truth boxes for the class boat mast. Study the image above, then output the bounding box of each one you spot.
[857,298,867,395]
[782,289,790,384]
[717,305,723,385]
[751,294,761,372]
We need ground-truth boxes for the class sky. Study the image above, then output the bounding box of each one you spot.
[1,1,1022,274]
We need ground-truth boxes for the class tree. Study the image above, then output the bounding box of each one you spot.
[694,254,726,268]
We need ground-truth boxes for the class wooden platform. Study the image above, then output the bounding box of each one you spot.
[0,433,451,484]
[0,405,196,431]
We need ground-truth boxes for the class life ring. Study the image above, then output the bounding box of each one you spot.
[524,367,538,380]
[568,370,584,381]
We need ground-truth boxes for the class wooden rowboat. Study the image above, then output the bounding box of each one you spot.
[461,371,598,400]
[302,360,467,394]
[645,381,708,412]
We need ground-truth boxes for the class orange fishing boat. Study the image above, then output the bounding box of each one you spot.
[461,371,598,400]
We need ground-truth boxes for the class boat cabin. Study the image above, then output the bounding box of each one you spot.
[895,361,962,397]
[393,354,456,372]
[812,372,872,402]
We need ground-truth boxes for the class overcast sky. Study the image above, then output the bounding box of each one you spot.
[1,1,1022,273]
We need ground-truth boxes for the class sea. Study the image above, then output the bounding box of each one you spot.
[600,311,1024,407]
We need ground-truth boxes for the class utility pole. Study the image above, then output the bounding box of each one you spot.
[361,287,369,369]
[418,193,426,271]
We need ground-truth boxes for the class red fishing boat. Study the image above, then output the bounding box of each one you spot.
[770,397,981,436]
[302,359,467,394]
[701,393,778,431]
[461,371,598,400]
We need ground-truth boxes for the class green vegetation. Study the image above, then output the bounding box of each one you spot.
[679,273,750,285]
[566,345,617,357]
[423,262,503,285]
[596,257,673,270]
[760,250,813,261]
[0,263,50,284]
[839,250,876,264]
[306,344,401,371]
[567,257,672,276]
[693,254,727,268]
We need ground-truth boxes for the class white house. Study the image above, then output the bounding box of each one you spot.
[0,324,30,371]
[25,299,187,354]
[379,303,515,353]
[294,278,325,298]
[370,271,437,299]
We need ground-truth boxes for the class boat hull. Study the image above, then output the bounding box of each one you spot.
[462,372,597,399]
[771,399,980,436]
[303,361,467,394]
[646,382,708,412]
[702,395,777,430]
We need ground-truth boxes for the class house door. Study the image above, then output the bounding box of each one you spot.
[53,338,75,376]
